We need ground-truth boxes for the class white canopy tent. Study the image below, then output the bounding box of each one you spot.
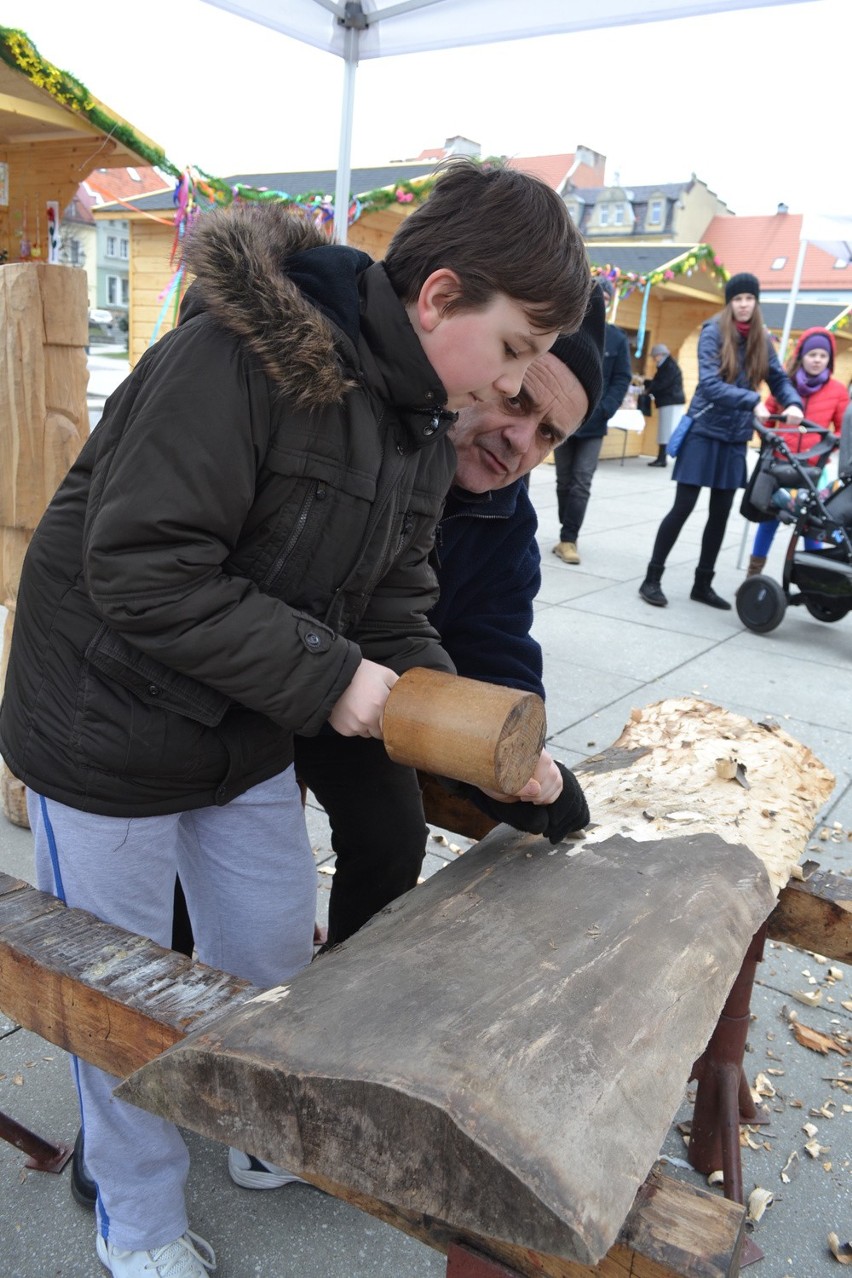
[779,213,852,360]
[202,0,813,242]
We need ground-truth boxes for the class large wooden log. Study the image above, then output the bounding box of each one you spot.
[0,262,89,827]
[0,868,744,1278]
[115,698,831,1268]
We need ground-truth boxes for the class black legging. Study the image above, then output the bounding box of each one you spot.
[650,483,736,574]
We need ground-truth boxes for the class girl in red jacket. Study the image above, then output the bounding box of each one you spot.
[748,327,849,574]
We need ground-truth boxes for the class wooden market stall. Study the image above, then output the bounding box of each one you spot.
[0,28,175,823]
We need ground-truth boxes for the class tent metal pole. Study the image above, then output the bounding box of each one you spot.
[333,24,359,245]
[779,236,807,364]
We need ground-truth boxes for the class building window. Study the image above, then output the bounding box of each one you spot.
[121,278,130,306]
[106,236,118,258]
[107,275,121,304]
[69,238,82,266]
[648,199,663,225]
[120,238,129,260]
[614,203,624,226]
[770,257,787,270]
[599,203,609,226]
[834,258,849,270]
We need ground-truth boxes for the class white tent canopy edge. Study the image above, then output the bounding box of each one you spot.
[203,0,815,242]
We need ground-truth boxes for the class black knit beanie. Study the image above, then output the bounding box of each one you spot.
[549,283,606,422]
[725,272,760,304]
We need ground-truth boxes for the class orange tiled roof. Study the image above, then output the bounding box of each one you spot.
[704,212,850,290]
[84,166,173,205]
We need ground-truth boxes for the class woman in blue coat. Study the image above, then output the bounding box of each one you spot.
[639,273,802,609]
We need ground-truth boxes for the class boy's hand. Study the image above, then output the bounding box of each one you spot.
[328,660,398,739]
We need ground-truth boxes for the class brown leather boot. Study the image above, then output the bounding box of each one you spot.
[746,555,767,578]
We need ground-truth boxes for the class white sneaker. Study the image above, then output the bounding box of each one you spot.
[97,1230,215,1277]
[227,1146,306,1190]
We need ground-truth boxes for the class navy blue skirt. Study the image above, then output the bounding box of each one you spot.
[673,433,747,490]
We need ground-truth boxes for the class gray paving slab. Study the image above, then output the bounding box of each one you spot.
[3,449,852,1276]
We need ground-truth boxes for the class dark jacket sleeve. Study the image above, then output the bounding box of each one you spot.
[764,339,803,412]
[82,321,361,736]
[429,486,544,698]
[598,326,633,423]
[694,321,760,413]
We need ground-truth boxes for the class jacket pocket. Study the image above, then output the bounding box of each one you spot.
[84,624,231,727]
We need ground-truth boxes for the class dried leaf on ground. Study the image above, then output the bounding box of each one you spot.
[792,1022,849,1055]
[780,1150,799,1183]
[791,988,823,1008]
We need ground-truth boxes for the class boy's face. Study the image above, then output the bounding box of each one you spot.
[411,270,559,410]
[450,353,588,493]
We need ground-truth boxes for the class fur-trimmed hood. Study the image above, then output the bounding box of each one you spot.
[181,205,371,409]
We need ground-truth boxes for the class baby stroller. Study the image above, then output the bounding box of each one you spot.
[736,417,852,634]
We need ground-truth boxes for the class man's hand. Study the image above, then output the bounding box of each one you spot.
[782,406,804,425]
[328,660,398,739]
[480,749,563,806]
[460,760,590,844]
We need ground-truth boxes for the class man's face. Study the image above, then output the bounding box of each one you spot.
[449,351,589,493]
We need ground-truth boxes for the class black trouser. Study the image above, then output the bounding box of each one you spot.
[294,732,428,946]
[650,483,736,573]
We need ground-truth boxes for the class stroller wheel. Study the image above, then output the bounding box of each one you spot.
[804,596,851,624]
[736,575,786,634]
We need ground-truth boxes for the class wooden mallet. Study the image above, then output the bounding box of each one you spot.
[382,667,546,795]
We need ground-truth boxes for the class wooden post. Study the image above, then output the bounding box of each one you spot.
[383,668,546,795]
[0,262,88,826]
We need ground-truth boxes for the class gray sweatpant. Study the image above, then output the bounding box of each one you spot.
[28,768,316,1253]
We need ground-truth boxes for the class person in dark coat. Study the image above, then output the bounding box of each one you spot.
[552,277,632,565]
[639,273,802,611]
[644,342,686,468]
[0,161,592,1277]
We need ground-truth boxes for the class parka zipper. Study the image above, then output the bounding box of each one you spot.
[261,482,324,591]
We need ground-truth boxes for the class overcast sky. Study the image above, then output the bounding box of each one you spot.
[5,0,846,217]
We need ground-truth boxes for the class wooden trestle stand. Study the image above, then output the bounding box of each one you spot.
[0,694,846,1278]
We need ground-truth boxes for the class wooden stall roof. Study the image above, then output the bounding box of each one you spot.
[0,28,174,172]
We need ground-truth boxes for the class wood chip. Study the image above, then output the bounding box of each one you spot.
[754,1072,776,1097]
[828,1233,852,1264]
[780,1150,799,1183]
[791,988,823,1008]
[747,1186,773,1223]
[805,1138,830,1158]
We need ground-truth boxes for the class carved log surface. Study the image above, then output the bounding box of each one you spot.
[575,699,834,896]
[116,698,832,1266]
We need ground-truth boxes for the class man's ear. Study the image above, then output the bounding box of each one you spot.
[416,268,464,332]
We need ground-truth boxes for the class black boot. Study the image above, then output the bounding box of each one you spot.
[639,562,667,607]
[647,445,667,468]
[690,569,731,610]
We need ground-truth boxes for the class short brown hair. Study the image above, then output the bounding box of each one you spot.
[383,159,590,335]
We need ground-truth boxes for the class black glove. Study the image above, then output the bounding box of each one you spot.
[455,762,589,845]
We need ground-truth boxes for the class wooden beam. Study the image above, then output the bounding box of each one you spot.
[0,871,259,1078]
[0,91,99,135]
[767,868,852,962]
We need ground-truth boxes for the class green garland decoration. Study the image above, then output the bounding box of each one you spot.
[591,244,728,298]
[0,27,182,178]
